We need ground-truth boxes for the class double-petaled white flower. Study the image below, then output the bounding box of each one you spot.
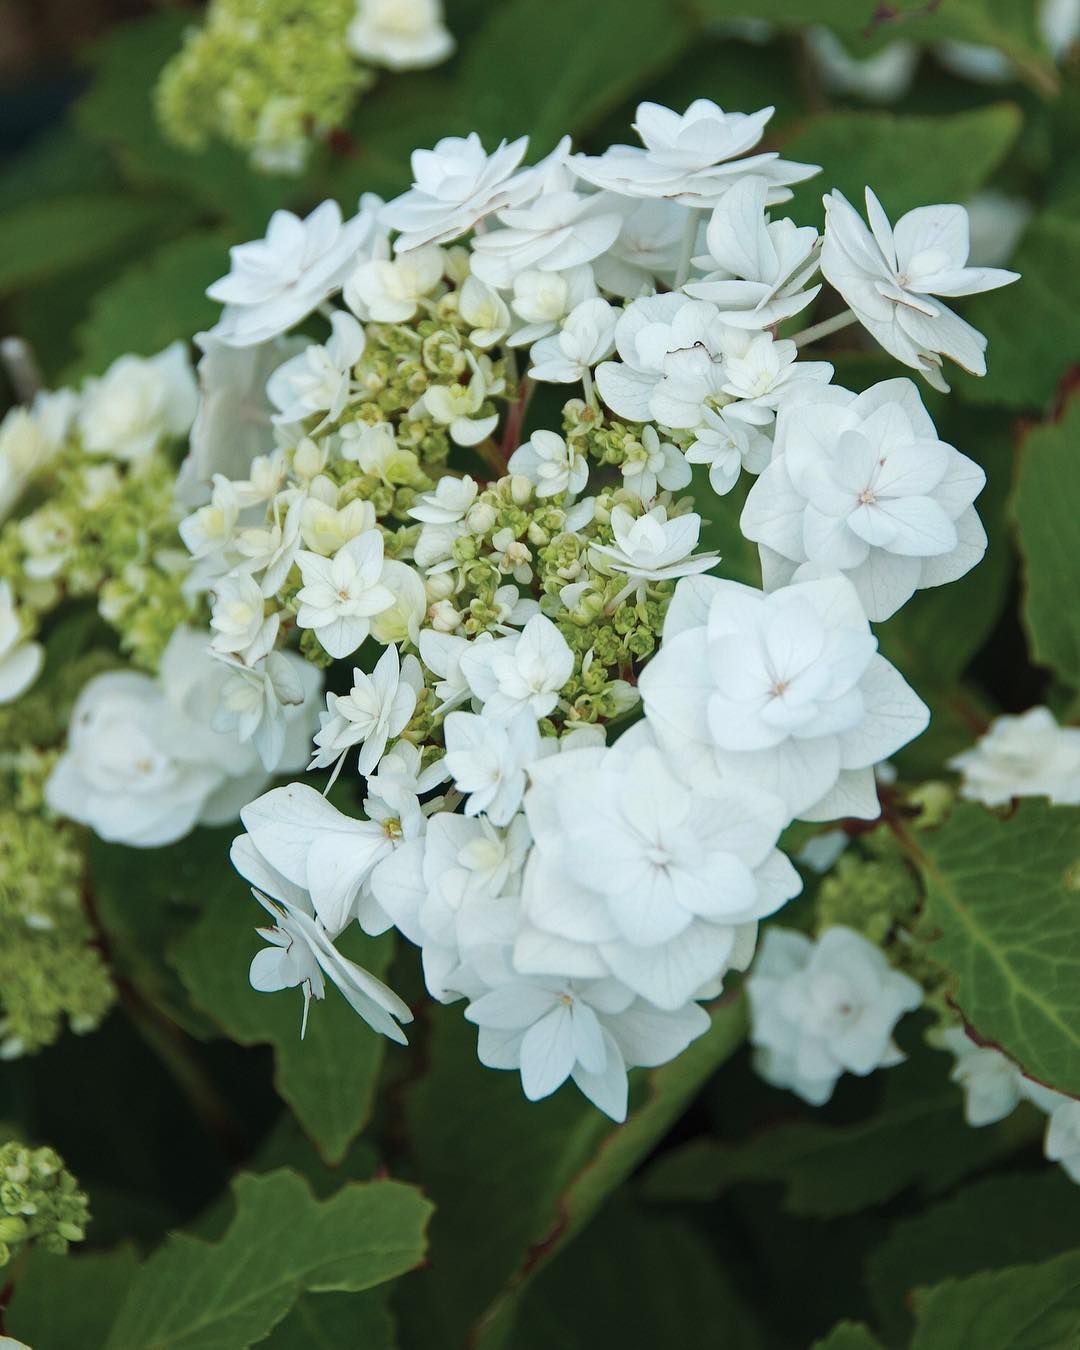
[508,430,588,499]
[470,154,624,288]
[748,925,922,1105]
[515,726,798,1011]
[589,504,717,592]
[345,244,444,323]
[507,265,597,346]
[442,709,543,825]
[821,188,1019,391]
[266,310,365,424]
[382,133,533,252]
[934,1025,1025,1127]
[639,574,928,820]
[345,0,454,71]
[527,298,619,384]
[78,342,198,463]
[573,99,818,208]
[415,355,501,446]
[234,832,413,1042]
[310,643,424,778]
[685,405,772,496]
[207,200,378,346]
[685,174,821,328]
[209,574,279,665]
[211,648,320,773]
[458,613,574,721]
[295,530,395,659]
[741,378,987,621]
[948,707,1080,807]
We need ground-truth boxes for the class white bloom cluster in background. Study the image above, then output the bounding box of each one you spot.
[150,97,1028,1121]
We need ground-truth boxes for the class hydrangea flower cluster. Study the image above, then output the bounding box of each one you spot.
[0,1142,89,1268]
[157,0,454,174]
[143,99,1017,1120]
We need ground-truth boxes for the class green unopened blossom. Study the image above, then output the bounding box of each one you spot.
[814,851,921,946]
[0,1142,90,1266]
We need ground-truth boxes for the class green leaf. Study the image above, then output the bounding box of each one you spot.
[909,1249,1080,1349]
[103,1169,431,1350]
[172,868,395,1165]
[0,195,186,296]
[641,1043,1035,1217]
[811,1324,886,1350]
[510,1196,766,1349]
[780,103,1023,227]
[454,0,694,153]
[1013,394,1080,685]
[695,0,1054,92]
[397,992,748,1349]
[72,232,234,376]
[0,125,118,212]
[912,800,1080,1095]
[867,1171,1080,1345]
[75,12,290,234]
[952,214,1080,411]
[7,1245,139,1349]
[263,1290,397,1349]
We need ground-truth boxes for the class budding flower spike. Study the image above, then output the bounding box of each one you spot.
[139,94,1022,1123]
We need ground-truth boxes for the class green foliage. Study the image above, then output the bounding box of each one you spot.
[782,103,1023,226]
[912,800,1080,1095]
[1013,393,1080,687]
[86,1169,430,1350]
[6,1245,139,1349]
[397,993,747,1348]
[174,880,395,1166]
[909,1249,1080,1349]
[642,1045,1035,1218]
[812,1325,886,1350]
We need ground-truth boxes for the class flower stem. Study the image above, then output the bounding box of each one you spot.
[790,308,858,348]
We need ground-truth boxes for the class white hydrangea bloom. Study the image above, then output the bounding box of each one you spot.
[589,504,717,593]
[741,378,987,621]
[345,244,444,323]
[948,707,1080,807]
[527,298,619,384]
[0,388,77,522]
[295,531,396,659]
[507,265,597,346]
[212,648,320,773]
[685,405,772,496]
[639,574,928,820]
[806,29,919,103]
[381,133,533,252]
[442,709,543,825]
[515,726,799,1010]
[234,833,413,1042]
[416,356,500,446]
[508,430,588,499]
[309,643,424,777]
[266,310,365,424]
[821,188,1019,391]
[0,580,43,705]
[207,200,379,346]
[573,99,819,208]
[458,276,511,349]
[345,0,454,71]
[46,628,315,847]
[685,174,822,328]
[78,342,197,463]
[458,613,574,721]
[748,925,922,1105]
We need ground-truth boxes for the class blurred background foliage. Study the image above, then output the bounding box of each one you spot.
[0,2,1078,1348]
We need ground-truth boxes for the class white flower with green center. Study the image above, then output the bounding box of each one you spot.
[345,244,444,323]
[508,430,588,498]
[209,574,277,664]
[458,276,511,349]
[417,358,499,446]
[589,503,717,594]
[507,264,597,346]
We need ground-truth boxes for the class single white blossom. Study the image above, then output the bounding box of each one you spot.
[741,378,988,620]
[408,473,479,524]
[821,188,1019,391]
[508,430,588,498]
[748,925,922,1105]
[266,310,366,424]
[416,356,500,446]
[209,574,278,664]
[295,531,395,659]
[442,709,543,825]
[382,133,533,252]
[458,613,574,721]
[935,1025,1025,1127]
[507,264,597,346]
[948,707,1080,807]
[685,405,772,496]
[212,648,321,773]
[345,244,444,323]
[458,276,511,349]
[346,0,454,71]
[589,504,717,591]
[639,573,929,820]
[207,200,378,346]
[310,644,424,777]
[78,342,197,462]
[528,298,619,384]
[619,425,692,503]
[573,99,818,208]
[0,388,78,522]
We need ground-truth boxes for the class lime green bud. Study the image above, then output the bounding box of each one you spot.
[0,1141,89,1268]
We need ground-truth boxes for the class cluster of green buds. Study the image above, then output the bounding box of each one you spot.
[0,1142,89,1267]
[156,0,367,174]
